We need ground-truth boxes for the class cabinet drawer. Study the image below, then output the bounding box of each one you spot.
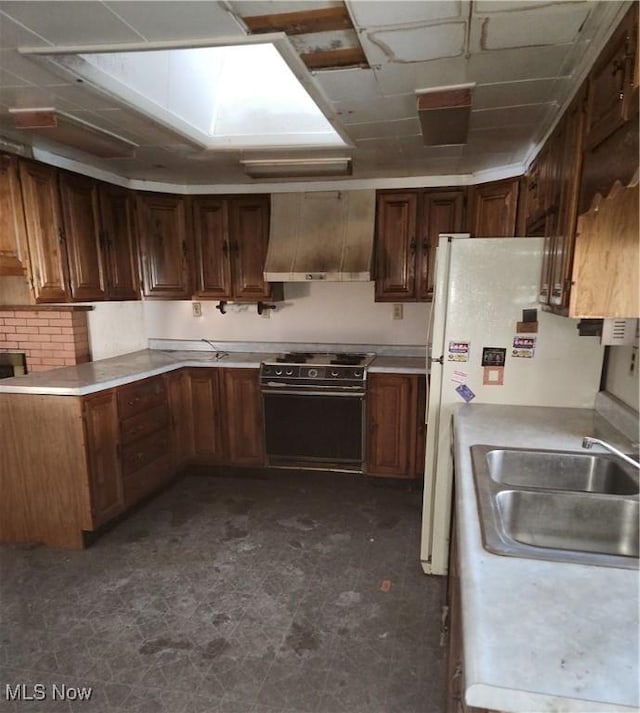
[117,377,167,420]
[121,426,170,478]
[120,404,169,445]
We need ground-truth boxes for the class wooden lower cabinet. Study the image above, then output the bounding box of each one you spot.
[222,368,264,467]
[367,373,426,478]
[165,368,193,469]
[83,390,124,527]
[190,368,226,461]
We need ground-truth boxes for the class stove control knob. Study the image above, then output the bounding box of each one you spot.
[308,368,318,378]
[262,366,271,375]
[285,368,293,376]
[354,370,363,377]
[331,370,340,377]
[275,368,283,376]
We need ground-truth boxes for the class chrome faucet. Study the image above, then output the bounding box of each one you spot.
[582,437,640,470]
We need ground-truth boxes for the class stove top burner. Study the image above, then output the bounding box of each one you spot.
[329,354,364,366]
[275,353,310,363]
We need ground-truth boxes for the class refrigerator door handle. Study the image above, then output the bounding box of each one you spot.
[429,356,444,365]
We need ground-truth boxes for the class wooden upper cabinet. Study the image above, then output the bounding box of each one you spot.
[83,390,124,528]
[585,4,638,150]
[419,191,464,300]
[192,194,277,302]
[98,183,139,300]
[230,196,272,300]
[375,189,464,302]
[375,191,418,301]
[59,172,106,301]
[468,178,520,238]
[193,197,232,298]
[222,368,264,467]
[0,154,29,277]
[18,160,70,302]
[136,192,191,299]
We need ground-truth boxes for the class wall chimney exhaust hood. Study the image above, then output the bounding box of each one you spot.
[264,191,375,282]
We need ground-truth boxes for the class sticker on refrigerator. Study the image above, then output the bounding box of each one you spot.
[481,347,506,367]
[512,336,536,358]
[455,383,476,402]
[447,341,470,362]
[483,367,504,385]
[450,370,468,384]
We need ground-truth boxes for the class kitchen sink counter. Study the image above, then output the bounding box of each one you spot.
[453,403,639,713]
[369,356,427,374]
[0,349,270,396]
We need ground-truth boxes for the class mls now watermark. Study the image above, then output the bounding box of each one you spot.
[5,683,93,702]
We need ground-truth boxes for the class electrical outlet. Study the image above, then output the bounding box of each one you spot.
[393,304,403,320]
[192,301,202,317]
[261,306,271,319]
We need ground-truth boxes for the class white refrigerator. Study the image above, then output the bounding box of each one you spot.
[420,236,605,575]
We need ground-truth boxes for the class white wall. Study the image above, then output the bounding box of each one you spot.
[87,301,147,360]
[605,345,639,412]
[143,282,429,346]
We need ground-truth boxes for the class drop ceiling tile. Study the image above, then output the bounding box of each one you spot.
[231,1,342,17]
[347,116,421,140]
[0,50,74,86]
[364,22,466,63]
[83,108,195,147]
[397,137,465,156]
[0,67,30,88]
[475,1,585,13]
[469,43,573,84]
[0,85,83,112]
[473,78,560,110]
[313,67,382,101]
[348,1,463,29]
[104,1,245,42]
[289,29,359,54]
[373,56,467,95]
[481,4,591,50]
[0,2,145,44]
[335,93,416,123]
[51,85,123,112]
[0,11,52,48]
[470,102,554,130]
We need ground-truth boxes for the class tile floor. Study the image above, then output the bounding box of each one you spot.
[0,470,446,713]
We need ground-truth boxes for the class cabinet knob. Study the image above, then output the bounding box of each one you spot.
[409,238,417,254]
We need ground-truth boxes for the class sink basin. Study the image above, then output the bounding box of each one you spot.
[496,490,639,558]
[471,444,639,569]
[484,447,639,495]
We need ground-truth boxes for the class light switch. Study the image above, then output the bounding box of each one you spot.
[393,304,403,320]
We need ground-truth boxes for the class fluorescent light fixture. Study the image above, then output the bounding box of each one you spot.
[416,83,475,146]
[26,40,349,151]
[241,157,352,179]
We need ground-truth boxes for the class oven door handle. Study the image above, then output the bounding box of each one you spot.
[261,388,364,398]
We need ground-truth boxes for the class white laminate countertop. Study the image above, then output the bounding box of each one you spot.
[0,349,426,395]
[454,404,639,713]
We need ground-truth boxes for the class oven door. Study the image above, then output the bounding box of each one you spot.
[262,389,364,471]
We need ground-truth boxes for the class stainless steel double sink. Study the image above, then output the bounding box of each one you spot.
[471,446,639,569]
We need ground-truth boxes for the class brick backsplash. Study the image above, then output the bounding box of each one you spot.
[0,308,91,373]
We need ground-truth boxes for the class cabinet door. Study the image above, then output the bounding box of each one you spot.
[83,390,123,528]
[192,197,232,298]
[585,6,636,149]
[375,191,418,301]
[468,178,519,238]
[190,369,225,460]
[0,154,29,277]
[367,373,417,478]
[222,368,264,467]
[98,183,139,300]
[165,369,193,468]
[229,196,272,300]
[59,172,106,301]
[419,191,464,300]
[18,160,70,302]
[136,192,191,298]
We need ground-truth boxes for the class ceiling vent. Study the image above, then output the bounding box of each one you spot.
[9,108,137,159]
[241,157,352,179]
[416,83,475,146]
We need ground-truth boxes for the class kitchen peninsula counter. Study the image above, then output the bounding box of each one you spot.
[454,403,638,713]
[0,349,427,395]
